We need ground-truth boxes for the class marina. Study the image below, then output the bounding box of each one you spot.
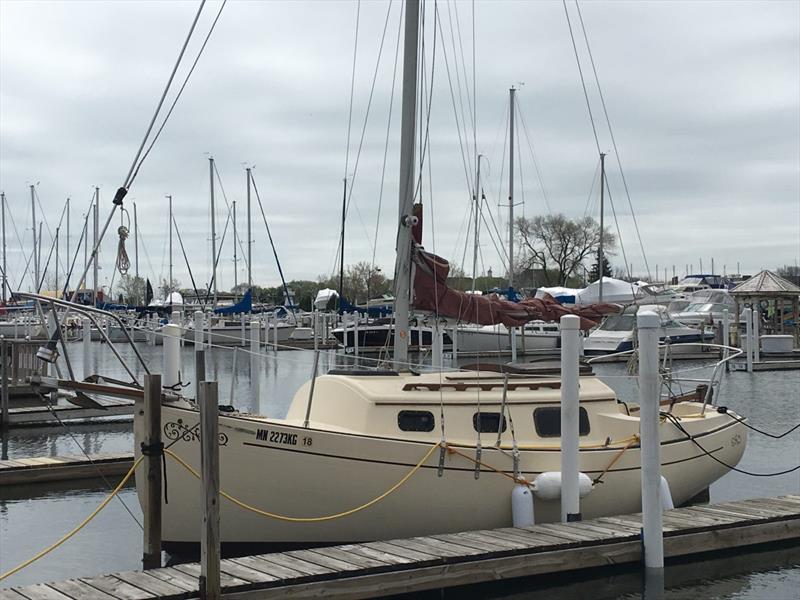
[1,0,798,598]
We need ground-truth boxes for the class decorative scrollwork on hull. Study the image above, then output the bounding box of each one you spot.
[164,418,229,446]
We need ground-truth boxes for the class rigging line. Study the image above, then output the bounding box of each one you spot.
[172,213,203,303]
[343,0,361,181]
[59,195,94,298]
[583,156,601,218]
[575,0,651,281]
[124,0,206,189]
[561,0,601,153]
[446,1,474,186]
[203,198,233,303]
[33,188,71,279]
[371,0,404,274]
[604,178,633,280]
[459,202,474,276]
[250,172,295,319]
[212,161,249,265]
[344,0,396,248]
[516,102,553,215]
[413,0,438,204]
[451,0,476,163]
[130,0,227,188]
[435,6,474,196]
[480,205,509,273]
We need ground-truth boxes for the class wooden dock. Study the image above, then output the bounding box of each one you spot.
[6,398,135,426]
[730,359,800,372]
[0,452,134,486]
[3,495,798,599]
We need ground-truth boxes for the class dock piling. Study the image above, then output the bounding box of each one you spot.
[250,318,260,405]
[163,324,181,388]
[744,307,753,372]
[82,319,91,378]
[1,338,8,429]
[559,314,581,523]
[199,381,221,600]
[637,309,664,570]
[142,373,162,570]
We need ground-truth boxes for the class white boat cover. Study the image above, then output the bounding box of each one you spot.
[575,277,644,305]
[314,288,338,310]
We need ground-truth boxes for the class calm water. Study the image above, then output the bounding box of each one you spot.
[1,342,798,596]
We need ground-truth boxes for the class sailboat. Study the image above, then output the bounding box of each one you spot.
[133,0,746,549]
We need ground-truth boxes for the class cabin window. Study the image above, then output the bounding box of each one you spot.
[533,407,590,437]
[397,410,435,432]
[473,412,507,433]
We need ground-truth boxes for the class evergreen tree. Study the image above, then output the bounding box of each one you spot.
[588,256,612,283]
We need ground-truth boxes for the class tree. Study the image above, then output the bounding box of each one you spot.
[118,274,146,305]
[318,261,390,304]
[588,256,612,283]
[515,214,615,286]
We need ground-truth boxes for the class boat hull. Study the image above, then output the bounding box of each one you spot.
[136,403,746,546]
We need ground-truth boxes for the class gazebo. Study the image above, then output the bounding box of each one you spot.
[730,270,800,348]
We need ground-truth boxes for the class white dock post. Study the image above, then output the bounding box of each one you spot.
[240,313,246,347]
[450,326,458,365]
[510,327,518,363]
[171,310,184,347]
[744,307,753,373]
[752,308,760,364]
[272,314,278,351]
[198,381,221,600]
[141,373,162,570]
[313,310,319,351]
[559,314,581,523]
[431,324,442,368]
[722,309,730,357]
[353,312,360,358]
[82,319,91,379]
[250,317,260,406]
[1,338,8,428]
[638,309,664,570]
[163,323,181,388]
[194,311,204,348]
[147,314,156,346]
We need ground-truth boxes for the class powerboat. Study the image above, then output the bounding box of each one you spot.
[584,304,713,355]
[455,321,559,354]
[671,289,737,327]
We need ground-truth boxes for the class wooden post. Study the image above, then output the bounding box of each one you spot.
[199,381,221,600]
[142,373,162,570]
[1,339,8,428]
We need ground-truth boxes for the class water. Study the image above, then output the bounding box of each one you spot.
[1,344,798,596]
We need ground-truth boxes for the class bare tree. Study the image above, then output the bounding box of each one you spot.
[118,274,146,305]
[516,214,615,286]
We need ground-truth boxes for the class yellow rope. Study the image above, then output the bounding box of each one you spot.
[444,444,530,485]
[164,442,440,523]
[0,455,144,582]
[592,434,640,485]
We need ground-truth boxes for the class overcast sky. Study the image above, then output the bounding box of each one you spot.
[1,0,798,296]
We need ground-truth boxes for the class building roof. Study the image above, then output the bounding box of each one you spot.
[730,270,800,297]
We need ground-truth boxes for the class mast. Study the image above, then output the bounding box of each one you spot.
[209,157,218,307]
[246,168,252,289]
[233,199,238,291]
[134,202,139,279]
[598,152,605,303]
[508,87,516,288]
[338,177,346,311]
[471,155,482,292]
[66,197,70,283]
[31,184,38,292]
[1,192,6,303]
[167,194,173,303]
[392,0,420,369]
[55,226,59,295]
[93,187,100,305]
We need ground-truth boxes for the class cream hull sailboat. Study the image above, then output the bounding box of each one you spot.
[134,370,746,547]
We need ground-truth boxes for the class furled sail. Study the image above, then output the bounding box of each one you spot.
[410,245,619,331]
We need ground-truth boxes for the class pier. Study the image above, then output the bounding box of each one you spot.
[3,495,798,599]
[0,452,133,485]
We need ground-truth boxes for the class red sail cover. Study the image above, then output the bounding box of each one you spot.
[411,245,619,330]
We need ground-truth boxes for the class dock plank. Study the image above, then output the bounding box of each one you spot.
[111,572,187,598]
[337,544,414,566]
[144,569,198,593]
[217,559,278,584]
[252,553,333,576]
[306,546,388,570]
[8,584,73,600]
[386,536,482,558]
[75,576,152,600]
[362,541,440,562]
[532,523,608,542]
[286,549,363,573]
[170,562,249,588]
[228,556,309,581]
[0,590,30,600]
[47,580,117,600]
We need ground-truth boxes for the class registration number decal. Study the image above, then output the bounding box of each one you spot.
[255,429,303,446]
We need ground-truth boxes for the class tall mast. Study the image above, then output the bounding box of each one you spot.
[246,168,252,289]
[31,184,38,292]
[209,157,218,307]
[232,199,238,291]
[134,202,139,279]
[55,226,59,295]
[338,177,346,311]
[392,0,420,369]
[508,87,516,288]
[598,152,606,303]
[471,155,482,292]
[66,197,70,283]
[93,187,100,305]
[1,192,6,303]
[167,194,173,302]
